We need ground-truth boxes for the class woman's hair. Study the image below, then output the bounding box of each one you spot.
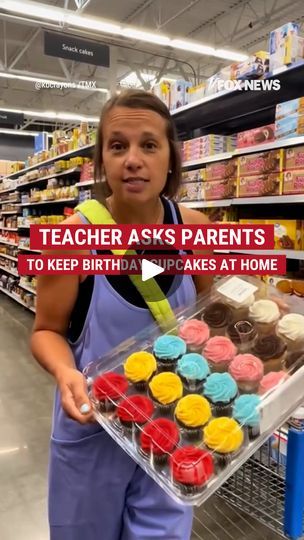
[94,89,182,200]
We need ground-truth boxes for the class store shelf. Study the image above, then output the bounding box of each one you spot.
[0,199,19,205]
[16,167,81,189]
[182,194,304,208]
[182,137,304,170]
[0,186,17,195]
[1,210,19,215]
[2,143,94,181]
[223,249,304,260]
[18,246,41,253]
[18,224,30,229]
[0,266,19,277]
[0,239,18,247]
[0,253,18,262]
[19,198,77,207]
[173,61,304,135]
[0,286,35,313]
[19,282,36,295]
[1,227,18,232]
[75,179,94,187]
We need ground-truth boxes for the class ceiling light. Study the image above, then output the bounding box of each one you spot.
[0,128,52,137]
[0,107,100,123]
[122,28,170,46]
[0,72,109,93]
[215,49,248,62]
[0,0,248,63]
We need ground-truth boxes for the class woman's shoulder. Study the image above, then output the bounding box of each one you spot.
[177,204,210,225]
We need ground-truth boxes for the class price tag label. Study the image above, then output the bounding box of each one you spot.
[217,276,258,304]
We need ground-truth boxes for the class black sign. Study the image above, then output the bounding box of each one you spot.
[44,31,110,67]
[0,111,24,126]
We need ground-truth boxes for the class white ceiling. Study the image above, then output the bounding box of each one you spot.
[0,0,303,130]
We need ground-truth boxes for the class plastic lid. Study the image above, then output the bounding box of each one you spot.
[291,405,304,420]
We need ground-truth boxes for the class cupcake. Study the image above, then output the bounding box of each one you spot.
[224,294,255,322]
[229,354,264,393]
[226,319,257,353]
[203,372,238,417]
[174,395,211,440]
[284,351,304,374]
[202,302,233,336]
[148,372,183,414]
[116,395,154,435]
[170,447,214,495]
[203,417,244,468]
[177,353,210,393]
[203,336,237,372]
[178,319,210,352]
[252,335,286,373]
[277,313,304,351]
[92,372,128,412]
[249,299,280,334]
[259,371,288,395]
[139,418,180,466]
[153,335,187,371]
[232,394,261,440]
[124,351,157,391]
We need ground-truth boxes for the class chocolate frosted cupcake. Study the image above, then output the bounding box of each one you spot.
[226,319,257,353]
[202,302,233,336]
[252,335,287,373]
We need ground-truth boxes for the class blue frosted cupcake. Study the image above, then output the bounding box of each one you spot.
[177,353,210,393]
[153,335,187,372]
[232,394,261,440]
[203,372,238,417]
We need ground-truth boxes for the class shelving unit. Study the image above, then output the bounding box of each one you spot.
[182,194,304,209]
[0,142,94,312]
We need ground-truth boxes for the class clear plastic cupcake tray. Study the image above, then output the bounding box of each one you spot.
[84,276,304,506]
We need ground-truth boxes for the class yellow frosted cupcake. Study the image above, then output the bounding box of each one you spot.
[204,417,244,468]
[149,372,183,414]
[174,395,211,441]
[124,351,157,391]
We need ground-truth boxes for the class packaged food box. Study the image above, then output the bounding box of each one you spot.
[237,174,283,197]
[275,114,304,139]
[236,51,269,80]
[283,169,304,194]
[276,97,304,120]
[203,178,236,200]
[206,158,238,181]
[266,219,302,250]
[188,83,205,103]
[182,169,205,184]
[177,181,202,202]
[170,80,192,110]
[153,80,171,109]
[284,146,304,170]
[269,22,300,72]
[236,124,275,148]
[238,150,284,176]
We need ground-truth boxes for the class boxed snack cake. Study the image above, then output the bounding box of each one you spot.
[237,173,283,197]
[205,158,238,181]
[284,146,304,170]
[203,178,236,200]
[238,150,284,176]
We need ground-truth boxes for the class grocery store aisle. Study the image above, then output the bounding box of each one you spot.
[0,295,282,540]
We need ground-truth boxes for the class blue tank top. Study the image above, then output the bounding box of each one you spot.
[52,200,197,442]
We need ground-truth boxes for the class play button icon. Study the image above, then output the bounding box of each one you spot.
[142,258,164,282]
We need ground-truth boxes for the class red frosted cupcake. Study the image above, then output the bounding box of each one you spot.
[92,372,128,412]
[117,395,154,434]
[139,418,180,466]
[170,447,214,495]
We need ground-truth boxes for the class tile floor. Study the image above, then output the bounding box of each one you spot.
[0,295,284,540]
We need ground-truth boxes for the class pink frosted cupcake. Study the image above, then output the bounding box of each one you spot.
[203,336,237,373]
[259,371,288,395]
[178,319,210,352]
[229,354,264,393]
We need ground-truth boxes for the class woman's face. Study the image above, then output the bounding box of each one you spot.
[102,106,171,203]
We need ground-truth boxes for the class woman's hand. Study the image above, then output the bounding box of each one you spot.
[56,366,95,424]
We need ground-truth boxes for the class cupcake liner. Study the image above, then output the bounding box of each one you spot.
[97,398,119,413]
[148,389,179,415]
[256,321,278,335]
[210,447,242,471]
[208,326,227,337]
[175,418,204,441]
[237,381,260,394]
[156,358,178,372]
[138,447,170,468]
[173,481,205,496]
[247,425,260,441]
[231,307,249,323]
[212,401,234,418]
[262,356,285,374]
[179,374,205,394]
[208,360,230,373]
[279,334,304,353]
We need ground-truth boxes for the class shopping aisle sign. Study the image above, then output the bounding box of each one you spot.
[44,31,110,67]
[0,110,24,126]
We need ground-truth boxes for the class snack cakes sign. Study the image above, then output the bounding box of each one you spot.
[44,31,110,67]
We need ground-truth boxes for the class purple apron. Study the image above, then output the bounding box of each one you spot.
[49,200,196,540]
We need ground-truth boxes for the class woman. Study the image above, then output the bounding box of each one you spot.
[31,89,212,540]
